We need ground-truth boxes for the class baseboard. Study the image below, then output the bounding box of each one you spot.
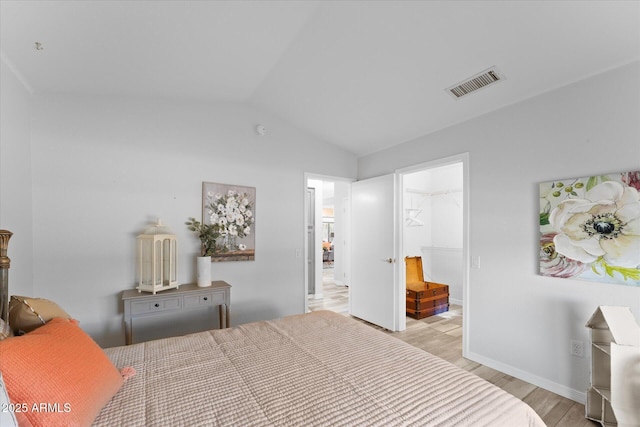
[466,350,586,404]
[449,298,463,306]
[333,280,347,287]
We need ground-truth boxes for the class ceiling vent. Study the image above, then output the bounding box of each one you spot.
[446,67,504,99]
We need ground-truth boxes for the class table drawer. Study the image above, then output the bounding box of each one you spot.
[184,292,224,308]
[131,297,182,315]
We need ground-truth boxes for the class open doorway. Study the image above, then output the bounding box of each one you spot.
[398,152,469,354]
[303,155,468,342]
[304,175,351,314]
[402,162,464,305]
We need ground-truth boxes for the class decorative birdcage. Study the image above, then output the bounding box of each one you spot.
[136,219,179,294]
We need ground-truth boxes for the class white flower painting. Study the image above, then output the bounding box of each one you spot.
[202,182,256,262]
[539,171,640,285]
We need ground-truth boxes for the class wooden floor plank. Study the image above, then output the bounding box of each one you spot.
[494,375,538,400]
[557,403,600,427]
[309,269,592,427]
[544,399,581,427]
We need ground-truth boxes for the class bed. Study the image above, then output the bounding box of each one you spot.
[0,230,546,427]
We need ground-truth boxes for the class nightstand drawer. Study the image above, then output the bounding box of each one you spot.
[131,297,181,315]
[184,292,224,308]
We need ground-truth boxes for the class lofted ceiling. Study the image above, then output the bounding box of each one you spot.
[1,1,639,156]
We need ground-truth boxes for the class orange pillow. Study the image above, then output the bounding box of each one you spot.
[0,318,124,427]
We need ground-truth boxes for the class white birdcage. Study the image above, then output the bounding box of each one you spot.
[136,219,179,294]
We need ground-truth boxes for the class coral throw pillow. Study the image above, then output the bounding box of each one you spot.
[0,318,124,427]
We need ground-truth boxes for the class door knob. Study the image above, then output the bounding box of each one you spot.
[384,258,395,263]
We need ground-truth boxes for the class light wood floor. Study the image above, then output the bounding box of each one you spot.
[308,268,597,427]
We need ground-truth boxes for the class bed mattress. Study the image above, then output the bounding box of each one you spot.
[94,310,545,426]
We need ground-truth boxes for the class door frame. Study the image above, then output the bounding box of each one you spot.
[306,186,316,296]
[303,173,355,313]
[396,152,470,357]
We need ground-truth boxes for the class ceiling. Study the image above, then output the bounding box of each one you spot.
[1,1,639,157]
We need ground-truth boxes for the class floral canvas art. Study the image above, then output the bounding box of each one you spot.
[539,171,640,286]
[200,182,255,262]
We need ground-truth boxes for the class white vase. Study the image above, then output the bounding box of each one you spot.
[196,256,211,287]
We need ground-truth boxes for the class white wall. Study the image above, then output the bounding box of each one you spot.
[403,171,432,255]
[359,61,640,402]
[403,164,463,252]
[25,94,356,347]
[0,59,34,297]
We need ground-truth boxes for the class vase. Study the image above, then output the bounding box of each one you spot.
[224,235,238,251]
[196,256,211,287]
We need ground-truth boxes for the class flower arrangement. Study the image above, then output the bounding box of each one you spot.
[187,189,254,256]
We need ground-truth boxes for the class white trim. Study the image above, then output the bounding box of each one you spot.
[466,350,586,404]
[393,173,405,331]
[304,173,355,184]
[392,173,401,331]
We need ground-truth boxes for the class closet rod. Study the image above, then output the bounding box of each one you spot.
[405,188,462,196]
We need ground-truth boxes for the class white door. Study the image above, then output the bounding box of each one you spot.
[350,174,399,330]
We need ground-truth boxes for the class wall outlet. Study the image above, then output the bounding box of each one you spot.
[570,340,584,357]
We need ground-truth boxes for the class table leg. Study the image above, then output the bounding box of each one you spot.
[125,321,132,345]
[218,304,230,328]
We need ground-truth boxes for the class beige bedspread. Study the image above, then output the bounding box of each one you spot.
[95,311,545,426]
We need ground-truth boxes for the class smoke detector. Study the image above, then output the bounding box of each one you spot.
[255,124,267,136]
[446,67,505,99]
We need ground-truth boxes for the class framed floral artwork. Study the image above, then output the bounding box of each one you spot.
[201,182,255,262]
[539,171,639,285]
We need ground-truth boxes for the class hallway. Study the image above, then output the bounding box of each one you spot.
[308,267,348,314]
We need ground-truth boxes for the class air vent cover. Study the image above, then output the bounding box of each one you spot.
[446,67,504,99]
